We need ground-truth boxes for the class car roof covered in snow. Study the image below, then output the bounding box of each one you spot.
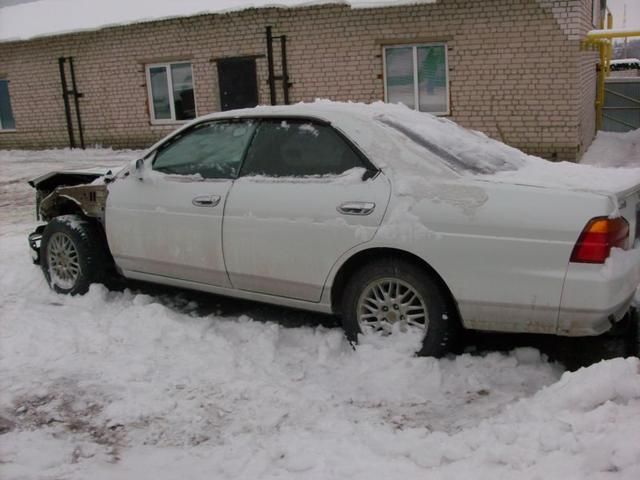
[145,101,640,196]
[186,101,532,179]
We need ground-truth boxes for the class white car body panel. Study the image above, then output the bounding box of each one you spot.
[223,173,391,301]
[368,179,622,334]
[106,173,232,287]
[88,103,640,337]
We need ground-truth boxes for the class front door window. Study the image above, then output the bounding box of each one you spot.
[153,120,257,179]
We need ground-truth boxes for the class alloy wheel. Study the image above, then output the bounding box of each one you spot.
[46,232,81,290]
[356,277,429,335]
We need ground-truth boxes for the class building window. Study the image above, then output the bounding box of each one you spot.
[0,79,16,130]
[146,62,196,123]
[383,44,449,115]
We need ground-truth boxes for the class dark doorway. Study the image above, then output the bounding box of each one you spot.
[217,58,259,111]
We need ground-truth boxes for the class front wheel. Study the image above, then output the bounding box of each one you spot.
[40,215,110,295]
[341,258,459,357]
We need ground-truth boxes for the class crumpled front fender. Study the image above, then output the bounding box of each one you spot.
[39,184,108,222]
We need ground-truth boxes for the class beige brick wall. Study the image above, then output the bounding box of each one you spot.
[0,0,598,160]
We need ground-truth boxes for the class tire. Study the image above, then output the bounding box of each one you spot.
[341,258,459,357]
[40,214,110,295]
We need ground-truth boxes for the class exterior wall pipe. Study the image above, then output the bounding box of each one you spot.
[584,13,640,130]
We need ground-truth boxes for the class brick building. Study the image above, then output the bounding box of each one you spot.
[0,0,603,160]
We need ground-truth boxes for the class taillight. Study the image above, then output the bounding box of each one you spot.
[570,217,629,264]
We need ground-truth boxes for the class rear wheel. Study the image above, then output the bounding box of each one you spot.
[341,258,459,357]
[40,215,110,295]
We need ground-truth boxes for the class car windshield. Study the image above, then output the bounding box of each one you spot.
[375,115,525,175]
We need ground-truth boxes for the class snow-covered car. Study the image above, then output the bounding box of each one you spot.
[28,101,640,356]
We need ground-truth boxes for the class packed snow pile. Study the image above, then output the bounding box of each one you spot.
[581,129,640,168]
[0,0,436,42]
[1,271,639,479]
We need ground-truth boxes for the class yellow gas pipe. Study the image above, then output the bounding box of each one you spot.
[582,12,640,130]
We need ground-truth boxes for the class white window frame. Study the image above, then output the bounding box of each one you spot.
[0,78,16,131]
[145,62,197,125]
[382,43,450,116]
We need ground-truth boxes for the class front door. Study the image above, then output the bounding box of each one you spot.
[223,118,391,302]
[106,119,257,286]
[217,58,259,111]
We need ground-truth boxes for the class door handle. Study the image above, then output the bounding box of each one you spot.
[192,195,221,207]
[337,202,375,216]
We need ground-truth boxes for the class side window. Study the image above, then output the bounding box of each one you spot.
[153,120,256,179]
[0,79,16,130]
[241,120,364,177]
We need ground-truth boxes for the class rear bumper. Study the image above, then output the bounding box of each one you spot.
[557,294,634,336]
[557,249,640,336]
[28,225,45,265]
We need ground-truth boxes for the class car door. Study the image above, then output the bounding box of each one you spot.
[223,118,391,302]
[105,119,257,286]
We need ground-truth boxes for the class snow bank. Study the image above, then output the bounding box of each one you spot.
[581,129,640,168]
[0,0,436,42]
[1,265,639,479]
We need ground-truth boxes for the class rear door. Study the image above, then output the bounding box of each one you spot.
[223,118,391,302]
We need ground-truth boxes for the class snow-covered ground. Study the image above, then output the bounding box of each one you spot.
[582,129,640,168]
[1,131,640,479]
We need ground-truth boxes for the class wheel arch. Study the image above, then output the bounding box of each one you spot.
[329,247,462,325]
[39,185,108,223]
[40,195,84,221]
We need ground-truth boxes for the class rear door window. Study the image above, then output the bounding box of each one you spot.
[240,119,365,177]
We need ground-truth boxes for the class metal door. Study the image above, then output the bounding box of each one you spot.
[217,58,259,111]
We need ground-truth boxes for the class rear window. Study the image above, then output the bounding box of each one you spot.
[376,115,524,175]
[240,120,364,177]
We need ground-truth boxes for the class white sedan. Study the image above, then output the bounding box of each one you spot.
[29,102,640,356]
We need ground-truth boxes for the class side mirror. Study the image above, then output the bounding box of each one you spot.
[135,158,145,181]
[362,168,378,181]
[103,169,115,184]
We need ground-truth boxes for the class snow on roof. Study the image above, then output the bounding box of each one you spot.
[587,27,640,37]
[0,0,436,43]
[610,58,640,65]
[187,100,640,195]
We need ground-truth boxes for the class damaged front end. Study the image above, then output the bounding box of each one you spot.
[28,170,111,264]
[38,183,109,222]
